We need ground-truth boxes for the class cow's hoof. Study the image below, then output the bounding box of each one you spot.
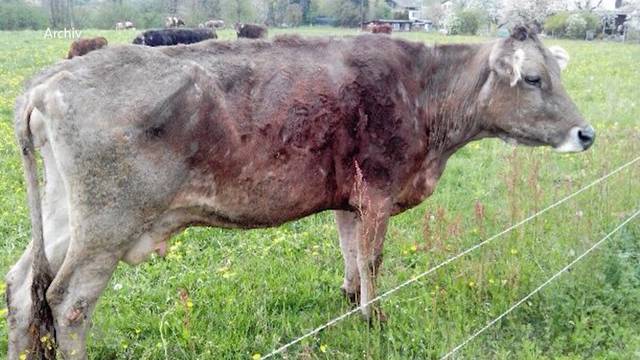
[363,306,387,327]
[340,287,360,305]
[372,307,387,324]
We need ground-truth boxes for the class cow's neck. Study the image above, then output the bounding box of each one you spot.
[418,42,492,158]
[387,42,494,211]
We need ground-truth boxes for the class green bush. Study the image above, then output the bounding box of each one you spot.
[333,1,360,27]
[393,10,409,20]
[545,11,601,39]
[286,3,303,26]
[0,0,48,30]
[371,0,391,20]
[545,12,570,37]
[582,11,600,33]
[566,13,587,39]
[448,9,482,35]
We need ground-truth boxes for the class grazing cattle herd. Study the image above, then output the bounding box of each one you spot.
[9,24,596,359]
[68,19,266,58]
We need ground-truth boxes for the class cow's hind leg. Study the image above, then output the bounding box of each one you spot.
[45,212,132,360]
[47,254,119,359]
[335,210,360,304]
[5,246,34,359]
[6,235,69,360]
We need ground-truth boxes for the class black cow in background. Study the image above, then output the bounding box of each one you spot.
[133,28,216,46]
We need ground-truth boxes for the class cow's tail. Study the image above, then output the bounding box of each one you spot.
[14,92,57,359]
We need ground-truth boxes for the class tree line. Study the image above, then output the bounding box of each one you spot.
[0,0,393,29]
[1,0,639,42]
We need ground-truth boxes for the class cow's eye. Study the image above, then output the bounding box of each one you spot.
[524,75,542,87]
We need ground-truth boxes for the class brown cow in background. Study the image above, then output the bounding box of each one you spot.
[371,23,392,34]
[235,23,267,38]
[66,37,108,59]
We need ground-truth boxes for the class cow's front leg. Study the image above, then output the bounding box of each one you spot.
[355,197,391,322]
[334,210,360,304]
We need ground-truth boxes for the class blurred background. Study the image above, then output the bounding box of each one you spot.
[1,0,639,42]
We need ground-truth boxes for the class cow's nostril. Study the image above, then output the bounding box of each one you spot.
[577,126,595,149]
[577,130,590,141]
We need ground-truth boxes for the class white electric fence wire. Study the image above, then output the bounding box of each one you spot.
[261,155,640,359]
[440,207,640,359]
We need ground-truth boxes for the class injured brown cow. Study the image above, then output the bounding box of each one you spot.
[8,26,594,359]
[66,37,108,59]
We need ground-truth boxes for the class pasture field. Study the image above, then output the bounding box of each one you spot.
[0,27,639,359]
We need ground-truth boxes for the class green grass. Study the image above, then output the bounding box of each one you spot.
[0,27,639,359]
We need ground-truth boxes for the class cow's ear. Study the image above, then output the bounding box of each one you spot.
[490,44,525,87]
[549,46,569,71]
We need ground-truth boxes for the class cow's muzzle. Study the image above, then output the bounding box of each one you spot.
[555,125,595,153]
[577,126,595,149]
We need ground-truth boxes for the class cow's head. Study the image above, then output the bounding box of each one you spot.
[132,34,145,45]
[479,25,594,152]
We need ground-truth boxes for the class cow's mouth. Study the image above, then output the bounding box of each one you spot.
[497,133,546,147]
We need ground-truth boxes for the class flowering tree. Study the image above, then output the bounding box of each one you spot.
[499,0,567,26]
[574,0,606,12]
